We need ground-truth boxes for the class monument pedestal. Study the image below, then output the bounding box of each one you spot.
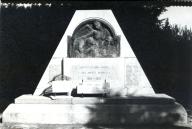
[3,94,187,126]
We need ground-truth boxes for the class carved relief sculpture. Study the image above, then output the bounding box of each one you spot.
[68,20,120,58]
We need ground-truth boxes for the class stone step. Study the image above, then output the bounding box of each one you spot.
[3,101,187,125]
[15,94,175,105]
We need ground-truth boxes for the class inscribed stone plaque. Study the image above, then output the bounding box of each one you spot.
[49,58,62,82]
[71,65,117,81]
[124,58,154,94]
[63,58,123,81]
[63,58,125,92]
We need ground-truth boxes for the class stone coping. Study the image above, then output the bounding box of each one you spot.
[15,94,175,105]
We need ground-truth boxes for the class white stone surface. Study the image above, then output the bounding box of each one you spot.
[49,58,62,81]
[64,58,124,95]
[62,58,154,95]
[14,94,175,104]
[77,81,106,94]
[52,81,73,93]
[124,58,154,95]
[3,94,187,125]
[2,101,187,125]
[34,10,154,95]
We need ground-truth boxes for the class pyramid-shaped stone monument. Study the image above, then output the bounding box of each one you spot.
[2,10,187,127]
[34,10,154,96]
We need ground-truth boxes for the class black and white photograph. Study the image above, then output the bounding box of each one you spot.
[0,1,192,128]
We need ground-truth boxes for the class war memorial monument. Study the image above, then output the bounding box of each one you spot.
[2,10,188,127]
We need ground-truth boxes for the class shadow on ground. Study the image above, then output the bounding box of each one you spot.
[1,94,191,129]
[85,95,188,128]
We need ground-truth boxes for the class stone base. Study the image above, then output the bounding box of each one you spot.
[2,94,188,126]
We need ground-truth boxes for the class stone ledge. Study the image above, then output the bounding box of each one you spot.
[2,101,187,125]
[15,94,175,105]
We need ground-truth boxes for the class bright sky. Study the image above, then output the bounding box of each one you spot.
[159,6,192,29]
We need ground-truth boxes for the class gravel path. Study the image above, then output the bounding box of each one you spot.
[0,124,192,129]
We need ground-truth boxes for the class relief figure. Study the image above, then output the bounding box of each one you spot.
[70,20,120,57]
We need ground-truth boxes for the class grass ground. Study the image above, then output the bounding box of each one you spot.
[0,124,191,129]
[0,115,191,129]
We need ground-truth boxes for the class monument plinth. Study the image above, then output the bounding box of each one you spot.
[2,10,188,127]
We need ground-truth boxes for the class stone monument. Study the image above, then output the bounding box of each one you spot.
[2,10,188,127]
